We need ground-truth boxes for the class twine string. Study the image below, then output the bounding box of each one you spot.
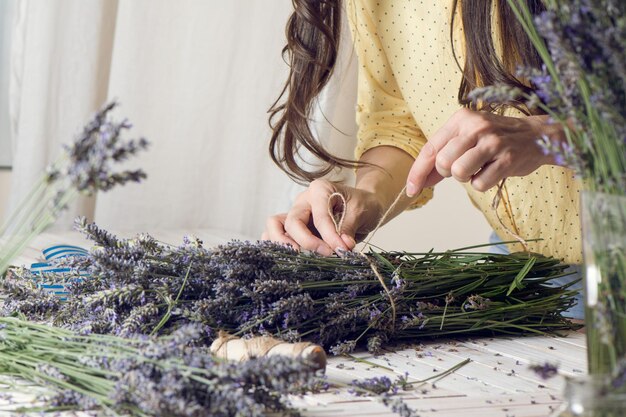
[327,189,403,330]
[363,254,397,327]
[212,331,315,358]
[491,179,529,251]
[359,184,408,255]
[327,192,347,235]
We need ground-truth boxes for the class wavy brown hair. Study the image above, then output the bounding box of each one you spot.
[269,0,544,184]
[452,0,544,109]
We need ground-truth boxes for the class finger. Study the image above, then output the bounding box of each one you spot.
[470,158,509,192]
[340,233,356,250]
[406,142,437,197]
[450,146,494,183]
[284,204,334,256]
[310,195,351,253]
[427,108,467,150]
[406,111,468,197]
[423,169,445,188]
[435,135,479,178]
[334,202,372,249]
[264,214,300,250]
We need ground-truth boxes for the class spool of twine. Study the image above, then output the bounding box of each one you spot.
[210,331,327,371]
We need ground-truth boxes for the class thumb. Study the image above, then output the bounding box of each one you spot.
[336,201,377,250]
[340,233,357,250]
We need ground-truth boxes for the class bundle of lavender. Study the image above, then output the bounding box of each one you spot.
[3,219,579,354]
[0,316,319,417]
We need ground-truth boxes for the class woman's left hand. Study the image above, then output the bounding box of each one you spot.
[405,108,562,197]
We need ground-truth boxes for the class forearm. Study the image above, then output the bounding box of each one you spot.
[355,146,419,222]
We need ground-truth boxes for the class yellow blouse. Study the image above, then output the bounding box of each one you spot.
[346,0,582,264]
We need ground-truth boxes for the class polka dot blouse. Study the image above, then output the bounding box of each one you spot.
[347,0,582,264]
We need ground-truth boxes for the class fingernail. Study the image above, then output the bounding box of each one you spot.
[406,182,417,197]
[316,244,333,257]
[341,234,356,249]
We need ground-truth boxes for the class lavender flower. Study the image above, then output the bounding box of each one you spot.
[529,362,559,380]
[463,295,491,311]
[0,273,61,319]
[57,101,148,194]
[349,375,419,417]
[0,317,323,417]
[349,376,397,396]
[330,340,357,355]
[0,101,148,278]
[469,1,626,193]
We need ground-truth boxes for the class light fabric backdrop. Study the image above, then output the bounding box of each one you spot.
[9,0,307,237]
[7,0,492,251]
[0,0,16,167]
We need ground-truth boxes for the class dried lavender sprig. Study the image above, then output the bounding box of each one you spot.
[0,102,148,277]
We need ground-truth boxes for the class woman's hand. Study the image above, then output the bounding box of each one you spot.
[406,109,562,197]
[264,146,417,256]
[262,179,383,256]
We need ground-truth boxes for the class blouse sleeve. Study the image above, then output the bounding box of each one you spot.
[346,0,433,208]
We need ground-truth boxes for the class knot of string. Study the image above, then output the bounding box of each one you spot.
[327,189,403,330]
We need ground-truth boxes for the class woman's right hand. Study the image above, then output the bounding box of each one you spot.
[261,179,384,256]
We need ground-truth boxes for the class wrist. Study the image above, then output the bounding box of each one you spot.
[355,169,399,208]
[355,146,420,216]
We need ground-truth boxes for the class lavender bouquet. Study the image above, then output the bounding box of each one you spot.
[472,0,626,194]
[507,0,626,381]
[472,0,626,413]
[3,219,579,355]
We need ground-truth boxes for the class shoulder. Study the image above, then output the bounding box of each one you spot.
[345,1,451,40]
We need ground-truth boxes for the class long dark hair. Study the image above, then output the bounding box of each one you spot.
[269,0,545,184]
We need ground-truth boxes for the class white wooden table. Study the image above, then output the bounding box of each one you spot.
[297,331,585,417]
[2,230,587,417]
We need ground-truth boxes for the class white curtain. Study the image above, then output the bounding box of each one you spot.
[8,0,358,239]
[9,0,118,228]
[0,0,17,167]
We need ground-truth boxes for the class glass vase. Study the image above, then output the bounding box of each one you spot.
[581,191,626,376]
[555,375,626,416]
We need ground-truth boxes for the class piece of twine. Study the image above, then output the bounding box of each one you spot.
[491,179,528,251]
[358,185,408,255]
[327,189,401,329]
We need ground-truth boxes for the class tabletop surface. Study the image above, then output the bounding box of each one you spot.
[1,230,587,417]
